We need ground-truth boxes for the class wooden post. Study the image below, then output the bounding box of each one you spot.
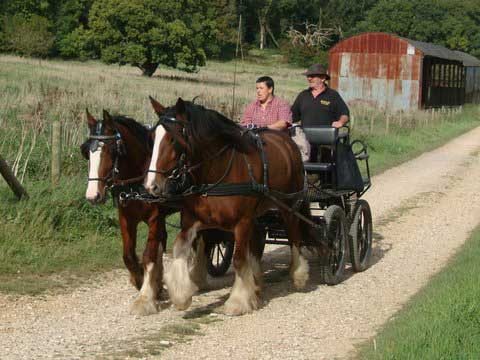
[51,122,62,185]
[0,155,28,199]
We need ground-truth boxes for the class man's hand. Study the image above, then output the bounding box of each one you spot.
[267,120,289,130]
[332,115,349,128]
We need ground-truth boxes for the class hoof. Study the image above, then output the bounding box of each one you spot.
[222,296,259,316]
[130,296,158,316]
[291,269,309,289]
[291,255,309,289]
[172,297,192,311]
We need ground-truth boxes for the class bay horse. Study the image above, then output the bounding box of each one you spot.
[81,109,216,315]
[144,97,310,316]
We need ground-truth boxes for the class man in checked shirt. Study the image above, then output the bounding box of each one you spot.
[240,76,310,161]
[240,76,292,130]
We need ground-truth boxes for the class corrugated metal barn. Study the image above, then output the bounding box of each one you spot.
[455,50,480,104]
[329,32,466,111]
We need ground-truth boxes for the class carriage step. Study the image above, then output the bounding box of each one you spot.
[303,162,333,172]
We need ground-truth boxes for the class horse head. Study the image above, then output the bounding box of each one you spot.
[145,97,191,196]
[81,109,125,204]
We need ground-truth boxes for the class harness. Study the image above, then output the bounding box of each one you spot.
[142,118,306,208]
[86,121,147,206]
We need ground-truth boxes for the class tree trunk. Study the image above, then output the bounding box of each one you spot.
[0,155,28,200]
[139,62,159,77]
[258,15,265,50]
[266,24,279,48]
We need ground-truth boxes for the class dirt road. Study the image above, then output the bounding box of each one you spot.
[1,127,479,359]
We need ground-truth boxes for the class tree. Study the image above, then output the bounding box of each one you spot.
[87,0,235,76]
[2,14,54,57]
[355,0,480,55]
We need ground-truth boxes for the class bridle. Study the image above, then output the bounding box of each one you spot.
[146,115,187,177]
[147,114,233,190]
[87,122,125,186]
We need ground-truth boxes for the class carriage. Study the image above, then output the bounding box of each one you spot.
[205,125,373,284]
[83,101,374,316]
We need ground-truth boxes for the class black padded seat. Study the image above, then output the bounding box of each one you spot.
[303,162,333,172]
[303,126,346,145]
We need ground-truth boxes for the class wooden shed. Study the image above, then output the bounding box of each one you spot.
[454,50,480,104]
[328,32,466,111]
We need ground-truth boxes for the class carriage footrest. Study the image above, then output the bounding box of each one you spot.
[303,162,333,172]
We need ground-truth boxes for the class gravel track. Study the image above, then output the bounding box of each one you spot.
[1,127,479,360]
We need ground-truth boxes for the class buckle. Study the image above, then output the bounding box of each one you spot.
[246,123,257,130]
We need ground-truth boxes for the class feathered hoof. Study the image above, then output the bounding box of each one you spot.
[172,296,192,311]
[130,296,158,316]
[222,295,259,316]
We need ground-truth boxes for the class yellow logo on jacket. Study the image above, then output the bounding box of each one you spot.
[320,100,330,105]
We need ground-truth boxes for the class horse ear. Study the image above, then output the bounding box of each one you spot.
[86,108,97,128]
[149,96,165,115]
[176,97,186,115]
[102,109,113,127]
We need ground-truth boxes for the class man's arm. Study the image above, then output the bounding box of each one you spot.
[332,115,349,128]
[240,102,254,126]
[267,120,289,130]
[268,99,292,130]
[332,92,349,128]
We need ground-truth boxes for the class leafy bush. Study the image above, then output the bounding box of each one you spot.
[280,40,329,67]
[58,26,96,60]
[2,14,54,57]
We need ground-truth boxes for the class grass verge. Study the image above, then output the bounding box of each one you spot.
[358,225,480,359]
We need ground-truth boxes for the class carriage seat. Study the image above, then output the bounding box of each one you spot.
[302,127,346,173]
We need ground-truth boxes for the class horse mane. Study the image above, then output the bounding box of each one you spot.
[167,102,254,154]
[112,115,152,149]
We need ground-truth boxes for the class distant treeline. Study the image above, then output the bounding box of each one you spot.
[0,0,479,75]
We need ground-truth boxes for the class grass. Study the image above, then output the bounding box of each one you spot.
[358,226,480,359]
[0,54,479,295]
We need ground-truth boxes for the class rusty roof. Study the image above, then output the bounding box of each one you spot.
[399,37,462,62]
[453,51,480,67]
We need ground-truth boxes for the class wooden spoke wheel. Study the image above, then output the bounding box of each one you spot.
[319,205,347,285]
[349,199,373,272]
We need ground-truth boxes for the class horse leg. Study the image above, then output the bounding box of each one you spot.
[189,234,209,291]
[223,219,262,316]
[281,209,310,289]
[164,221,201,311]
[119,214,143,290]
[130,217,166,316]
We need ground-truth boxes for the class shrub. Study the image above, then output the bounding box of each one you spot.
[2,15,54,58]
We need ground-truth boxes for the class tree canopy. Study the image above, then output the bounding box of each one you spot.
[0,0,479,69]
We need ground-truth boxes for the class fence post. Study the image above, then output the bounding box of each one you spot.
[0,155,29,199]
[51,121,62,185]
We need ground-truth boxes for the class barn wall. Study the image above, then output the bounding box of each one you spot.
[329,33,423,111]
[465,67,480,104]
[329,51,422,111]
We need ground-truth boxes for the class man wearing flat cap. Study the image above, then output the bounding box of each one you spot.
[291,64,350,164]
[292,63,349,129]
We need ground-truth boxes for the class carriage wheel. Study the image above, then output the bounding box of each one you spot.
[319,205,347,285]
[349,200,373,272]
[205,234,235,277]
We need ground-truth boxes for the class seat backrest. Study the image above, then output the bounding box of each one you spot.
[302,126,338,145]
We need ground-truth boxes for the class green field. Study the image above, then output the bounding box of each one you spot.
[358,226,480,359]
[0,55,479,294]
